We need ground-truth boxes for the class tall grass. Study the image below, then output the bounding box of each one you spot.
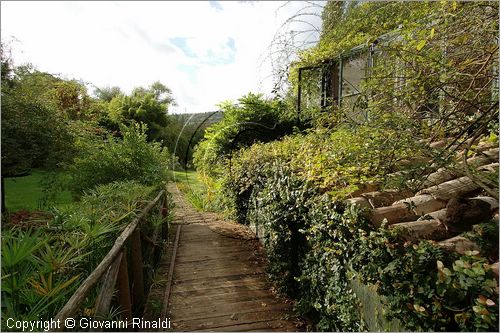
[171,170,221,211]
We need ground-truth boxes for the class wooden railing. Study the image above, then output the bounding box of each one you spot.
[53,189,169,331]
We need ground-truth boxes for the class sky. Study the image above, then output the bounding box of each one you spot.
[1,1,323,114]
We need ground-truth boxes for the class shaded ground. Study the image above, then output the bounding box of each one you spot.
[143,183,302,332]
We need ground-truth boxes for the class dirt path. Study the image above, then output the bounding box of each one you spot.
[143,184,300,332]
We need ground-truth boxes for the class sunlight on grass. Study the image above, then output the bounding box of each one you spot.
[169,170,219,211]
[3,170,73,212]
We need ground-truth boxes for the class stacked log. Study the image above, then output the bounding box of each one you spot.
[390,219,449,242]
[395,194,448,214]
[422,168,458,188]
[370,203,418,227]
[361,189,414,208]
[345,197,372,209]
[344,138,498,260]
[436,236,480,254]
[491,262,499,279]
[417,176,480,201]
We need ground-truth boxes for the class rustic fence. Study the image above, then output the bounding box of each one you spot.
[53,189,170,331]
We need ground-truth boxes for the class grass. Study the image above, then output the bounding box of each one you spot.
[169,170,219,211]
[3,169,73,212]
[170,170,205,192]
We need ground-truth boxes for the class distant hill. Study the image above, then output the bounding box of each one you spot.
[171,111,223,129]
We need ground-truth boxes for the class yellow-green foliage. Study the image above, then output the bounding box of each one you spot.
[228,119,420,203]
[296,1,436,66]
[193,92,296,179]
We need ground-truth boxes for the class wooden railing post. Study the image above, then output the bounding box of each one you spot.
[93,252,123,331]
[162,191,169,240]
[117,250,133,323]
[52,190,165,331]
[131,229,144,309]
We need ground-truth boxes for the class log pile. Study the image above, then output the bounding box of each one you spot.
[347,139,499,278]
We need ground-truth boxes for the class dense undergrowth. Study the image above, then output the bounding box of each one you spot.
[212,125,498,331]
[1,124,171,328]
[1,181,161,327]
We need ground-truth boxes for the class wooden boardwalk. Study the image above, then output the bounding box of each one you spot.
[143,184,299,332]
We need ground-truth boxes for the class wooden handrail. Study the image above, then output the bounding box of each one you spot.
[53,189,166,330]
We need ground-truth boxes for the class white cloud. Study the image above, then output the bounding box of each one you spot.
[1,1,323,114]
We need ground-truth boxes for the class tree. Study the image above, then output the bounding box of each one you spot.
[1,67,76,178]
[107,81,174,141]
[94,86,123,102]
[149,81,175,105]
[50,80,93,120]
[0,48,112,209]
[108,92,169,141]
[193,93,296,177]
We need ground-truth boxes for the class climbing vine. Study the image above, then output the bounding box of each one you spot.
[353,228,499,331]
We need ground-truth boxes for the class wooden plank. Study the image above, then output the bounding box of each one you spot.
[172,272,267,284]
[173,260,264,272]
[170,290,283,313]
[147,186,298,332]
[196,320,296,332]
[175,252,261,264]
[170,299,289,320]
[171,278,269,293]
[117,250,133,322]
[175,247,257,258]
[177,233,243,242]
[53,190,164,329]
[173,266,265,281]
[172,308,290,331]
[160,224,182,321]
[131,229,145,308]
[170,285,272,302]
[93,252,123,322]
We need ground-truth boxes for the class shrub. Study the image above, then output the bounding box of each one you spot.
[206,122,498,331]
[1,181,159,325]
[352,229,499,331]
[193,92,297,178]
[68,123,170,194]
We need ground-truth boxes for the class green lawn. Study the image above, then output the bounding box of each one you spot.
[169,170,205,192]
[3,170,73,212]
[169,170,219,211]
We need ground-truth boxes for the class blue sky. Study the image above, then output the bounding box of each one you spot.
[1,1,323,114]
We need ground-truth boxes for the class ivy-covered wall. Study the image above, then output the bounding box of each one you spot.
[349,276,402,331]
[222,147,499,331]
